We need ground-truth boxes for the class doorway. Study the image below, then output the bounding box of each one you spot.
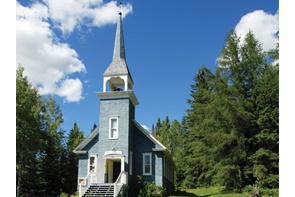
[105,159,121,183]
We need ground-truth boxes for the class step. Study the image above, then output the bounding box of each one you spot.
[83,184,116,197]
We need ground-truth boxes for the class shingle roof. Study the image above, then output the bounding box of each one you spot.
[72,127,99,154]
[103,13,133,83]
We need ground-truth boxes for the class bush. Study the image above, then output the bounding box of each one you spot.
[243,185,279,197]
[138,181,166,197]
[259,188,279,197]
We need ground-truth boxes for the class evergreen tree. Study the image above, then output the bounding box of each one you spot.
[249,44,279,188]
[181,30,278,190]
[63,123,84,196]
[16,65,44,196]
[37,96,65,196]
[183,66,217,188]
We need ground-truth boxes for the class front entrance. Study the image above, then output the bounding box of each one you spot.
[105,158,121,183]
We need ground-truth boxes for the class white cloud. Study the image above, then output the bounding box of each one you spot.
[235,10,279,51]
[141,125,150,132]
[16,0,133,102]
[16,2,86,102]
[44,0,132,35]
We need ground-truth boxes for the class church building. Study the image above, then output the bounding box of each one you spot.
[73,11,175,197]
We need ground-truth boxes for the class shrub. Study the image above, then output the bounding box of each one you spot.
[138,181,166,197]
[259,188,279,197]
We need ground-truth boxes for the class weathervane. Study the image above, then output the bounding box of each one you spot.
[118,2,122,15]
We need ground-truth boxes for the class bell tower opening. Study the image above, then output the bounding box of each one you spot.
[103,75,133,92]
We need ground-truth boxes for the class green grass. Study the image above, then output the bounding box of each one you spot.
[61,186,277,197]
[60,192,79,197]
[169,186,270,197]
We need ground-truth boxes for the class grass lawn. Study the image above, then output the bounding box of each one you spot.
[61,186,276,197]
[169,186,270,197]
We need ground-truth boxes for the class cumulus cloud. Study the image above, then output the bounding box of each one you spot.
[235,10,279,51]
[44,0,132,35]
[16,0,133,102]
[141,125,151,132]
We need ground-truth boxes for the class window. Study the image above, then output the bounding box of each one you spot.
[143,153,152,175]
[89,155,96,173]
[109,117,118,139]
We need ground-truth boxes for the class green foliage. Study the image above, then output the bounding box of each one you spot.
[259,187,279,197]
[16,65,44,196]
[36,95,66,196]
[155,30,279,191]
[16,66,85,196]
[139,181,166,197]
[63,122,84,196]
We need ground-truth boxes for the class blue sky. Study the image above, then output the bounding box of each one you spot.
[15,0,280,137]
[8,0,295,194]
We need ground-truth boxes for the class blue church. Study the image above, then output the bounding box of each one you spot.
[73,11,175,197]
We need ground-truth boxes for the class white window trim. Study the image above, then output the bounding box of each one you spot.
[109,116,119,139]
[143,153,152,176]
[88,155,96,174]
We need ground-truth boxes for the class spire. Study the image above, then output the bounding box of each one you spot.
[113,10,125,60]
[102,8,134,92]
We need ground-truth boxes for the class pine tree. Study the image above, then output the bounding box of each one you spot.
[37,96,65,196]
[16,65,44,196]
[63,122,84,196]
[181,30,278,190]
[249,45,279,188]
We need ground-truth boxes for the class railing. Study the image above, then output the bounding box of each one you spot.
[114,171,128,197]
[78,171,127,197]
[78,172,98,197]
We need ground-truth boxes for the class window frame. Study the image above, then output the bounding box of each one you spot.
[109,116,119,139]
[88,155,96,174]
[143,153,152,176]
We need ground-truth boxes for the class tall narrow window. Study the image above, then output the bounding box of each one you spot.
[89,155,96,173]
[143,153,152,175]
[109,117,118,139]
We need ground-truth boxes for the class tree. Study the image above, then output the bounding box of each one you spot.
[180,29,278,190]
[37,96,65,196]
[63,122,84,196]
[183,66,218,188]
[16,65,44,196]
[249,45,279,188]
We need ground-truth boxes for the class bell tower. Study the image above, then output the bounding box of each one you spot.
[102,11,134,93]
[95,10,138,176]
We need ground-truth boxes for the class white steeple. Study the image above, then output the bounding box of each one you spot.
[103,11,134,92]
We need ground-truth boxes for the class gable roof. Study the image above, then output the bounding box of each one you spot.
[132,119,166,151]
[72,127,99,154]
[133,120,176,169]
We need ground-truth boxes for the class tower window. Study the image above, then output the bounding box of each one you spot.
[109,117,119,139]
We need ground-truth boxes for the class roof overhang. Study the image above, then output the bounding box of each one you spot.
[96,90,139,106]
[72,128,99,154]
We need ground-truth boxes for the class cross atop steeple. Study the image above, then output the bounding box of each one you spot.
[102,8,134,92]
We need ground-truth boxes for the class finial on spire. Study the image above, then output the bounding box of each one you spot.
[118,2,122,16]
